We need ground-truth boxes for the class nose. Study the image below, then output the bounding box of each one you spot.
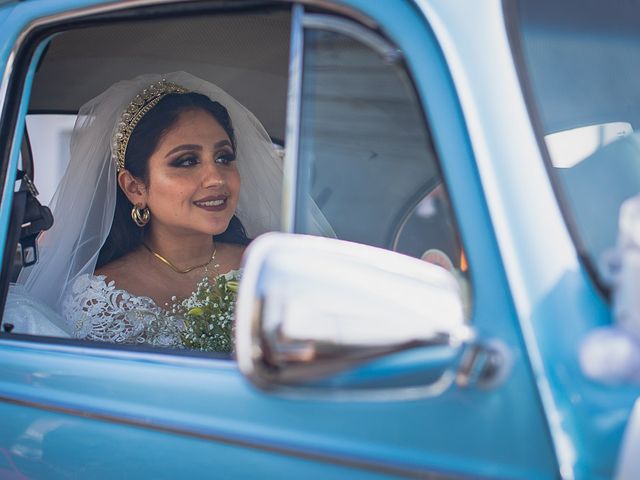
[202,161,225,188]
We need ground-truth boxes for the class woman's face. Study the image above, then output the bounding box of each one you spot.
[142,108,240,237]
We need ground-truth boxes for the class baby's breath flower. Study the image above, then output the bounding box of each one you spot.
[171,272,240,353]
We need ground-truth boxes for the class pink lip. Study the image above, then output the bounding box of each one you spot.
[193,195,228,212]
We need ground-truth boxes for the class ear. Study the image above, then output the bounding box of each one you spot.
[117,170,147,206]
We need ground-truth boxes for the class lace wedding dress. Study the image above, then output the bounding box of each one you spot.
[7,270,239,349]
[63,274,183,347]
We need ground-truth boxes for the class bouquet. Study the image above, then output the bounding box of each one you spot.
[170,272,240,353]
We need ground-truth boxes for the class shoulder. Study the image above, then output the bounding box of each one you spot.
[95,252,133,278]
[94,250,146,293]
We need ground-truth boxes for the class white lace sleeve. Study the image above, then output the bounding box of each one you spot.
[62,274,182,347]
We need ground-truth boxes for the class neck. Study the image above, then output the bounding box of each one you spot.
[144,226,215,271]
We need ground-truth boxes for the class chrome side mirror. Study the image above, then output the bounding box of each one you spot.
[236,233,499,400]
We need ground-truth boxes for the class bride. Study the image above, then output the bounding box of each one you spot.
[6,71,332,349]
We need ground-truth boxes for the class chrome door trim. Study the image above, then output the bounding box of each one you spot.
[302,13,401,62]
[282,3,303,232]
[294,0,377,28]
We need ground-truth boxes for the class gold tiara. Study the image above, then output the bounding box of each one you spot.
[112,79,190,171]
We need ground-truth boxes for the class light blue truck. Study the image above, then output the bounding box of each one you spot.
[0,0,636,478]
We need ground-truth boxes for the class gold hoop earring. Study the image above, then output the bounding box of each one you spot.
[131,205,150,227]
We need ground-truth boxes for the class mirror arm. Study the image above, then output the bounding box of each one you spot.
[455,341,511,389]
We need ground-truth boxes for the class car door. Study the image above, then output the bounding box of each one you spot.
[0,0,558,478]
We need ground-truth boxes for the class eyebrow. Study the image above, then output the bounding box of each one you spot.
[165,140,233,158]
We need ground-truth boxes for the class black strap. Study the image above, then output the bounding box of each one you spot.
[17,171,52,267]
[20,125,34,183]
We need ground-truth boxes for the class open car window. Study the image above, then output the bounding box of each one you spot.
[0,2,471,356]
[4,6,293,354]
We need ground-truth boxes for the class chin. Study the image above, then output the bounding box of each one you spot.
[185,209,236,237]
[206,220,234,237]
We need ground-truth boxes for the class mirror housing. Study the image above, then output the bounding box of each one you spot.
[235,233,475,400]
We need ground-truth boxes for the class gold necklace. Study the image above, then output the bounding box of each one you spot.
[143,243,217,274]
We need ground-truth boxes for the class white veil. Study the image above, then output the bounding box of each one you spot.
[10,71,333,334]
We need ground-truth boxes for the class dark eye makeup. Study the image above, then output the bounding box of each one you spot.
[215,151,236,165]
[169,149,236,168]
[171,154,199,168]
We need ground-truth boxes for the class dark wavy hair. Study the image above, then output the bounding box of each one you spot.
[96,92,250,269]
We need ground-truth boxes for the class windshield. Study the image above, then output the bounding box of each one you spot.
[514,0,640,287]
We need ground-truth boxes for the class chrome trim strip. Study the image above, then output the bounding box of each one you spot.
[303,14,401,62]
[289,0,377,28]
[281,3,303,232]
[0,390,466,479]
